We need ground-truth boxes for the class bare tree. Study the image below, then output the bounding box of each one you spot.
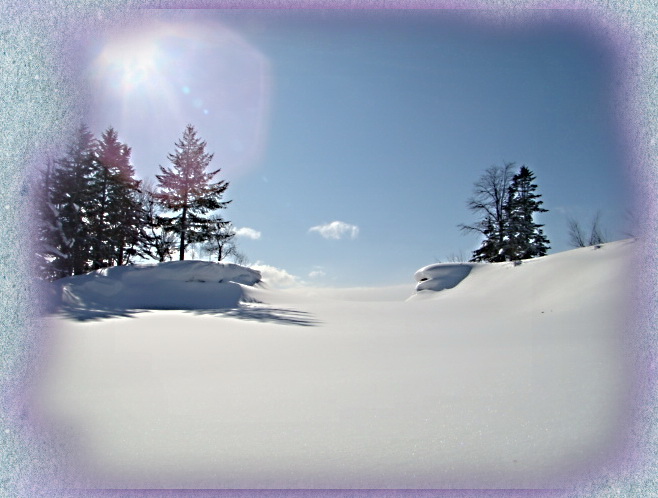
[567,211,607,248]
[201,217,248,264]
[588,211,606,246]
[567,216,587,248]
[435,250,468,263]
[229,249,249,266]
[459,163,516,262]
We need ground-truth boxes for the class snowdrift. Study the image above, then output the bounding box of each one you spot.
[48,261,262,312]
[413,262,475,291]
[410,239,634,306]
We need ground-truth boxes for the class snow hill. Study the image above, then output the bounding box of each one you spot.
[30,240,635,490]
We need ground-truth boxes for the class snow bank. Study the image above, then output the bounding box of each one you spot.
[49,261,262,311]
[412,240,636,296]
[413,262,476,292]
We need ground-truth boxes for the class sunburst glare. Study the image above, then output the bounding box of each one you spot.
[96,37,162,93]
[88,18,271,180]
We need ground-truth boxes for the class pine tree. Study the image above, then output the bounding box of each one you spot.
[469,216,499,262]
[96,127,142,266]
[88,130,114,269]
[504,166,550,260]
[50,125,99,276]
[155,125,231,260]
[33,157,68,280]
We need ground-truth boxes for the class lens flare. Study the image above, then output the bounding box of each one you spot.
[89,17,271,181]
[96,37,162,93]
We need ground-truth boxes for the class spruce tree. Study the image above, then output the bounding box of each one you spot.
[96,127,142,266]
[88,130,114,269]
[504,166,550,260]
[33,157,68,280]
[155,125,231,260]
[469,216,499,262]
[50,125,99,276]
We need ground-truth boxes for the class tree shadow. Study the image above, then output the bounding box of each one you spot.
[188,304,320,327]
[55,306,150,322]
[53,303,319,327]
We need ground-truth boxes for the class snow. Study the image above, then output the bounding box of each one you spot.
[30,240,635,489]
[413,262,474,292]
[46,261,261,314]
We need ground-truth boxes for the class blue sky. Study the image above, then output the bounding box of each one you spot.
[80,9,631,286]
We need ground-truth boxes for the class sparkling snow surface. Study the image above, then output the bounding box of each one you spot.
[32,241,635,489]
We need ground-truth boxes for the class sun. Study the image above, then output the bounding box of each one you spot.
[88,18,272,180]
[95,35,163,94]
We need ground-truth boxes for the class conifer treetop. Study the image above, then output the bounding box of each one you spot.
[156,124,229,212]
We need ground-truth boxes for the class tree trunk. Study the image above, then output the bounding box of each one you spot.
[179,205,187,260]
[117,234,124,266]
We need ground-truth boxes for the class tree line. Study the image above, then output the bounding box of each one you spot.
[33,124,240,281]
[34,127,604,281]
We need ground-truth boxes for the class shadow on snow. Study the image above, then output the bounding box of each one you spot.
[187,304,320,327]
[53,303,319,327]
[54,306,151,322]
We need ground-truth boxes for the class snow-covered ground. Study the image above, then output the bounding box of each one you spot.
[31,240,635,489]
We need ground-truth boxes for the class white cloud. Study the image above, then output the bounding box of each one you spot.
[235,227,261,240]
[308,270,326,279]
[251,262,300,288]
[308,221,359,240]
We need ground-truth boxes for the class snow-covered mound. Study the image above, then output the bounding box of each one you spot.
[411,240,634,303]
[49,261,261,312]
[414,262,475,291]
[412,240,636,297]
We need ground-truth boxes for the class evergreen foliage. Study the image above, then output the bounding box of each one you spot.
[97,127,142,266]
[137,181,178,262]
[33,126,153,279]
[461,163,550,262]
[503,166,550,259]
[91,127,142,268]
[33,157,68,281]
[155,125,231,260]
[49,125,98,276]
